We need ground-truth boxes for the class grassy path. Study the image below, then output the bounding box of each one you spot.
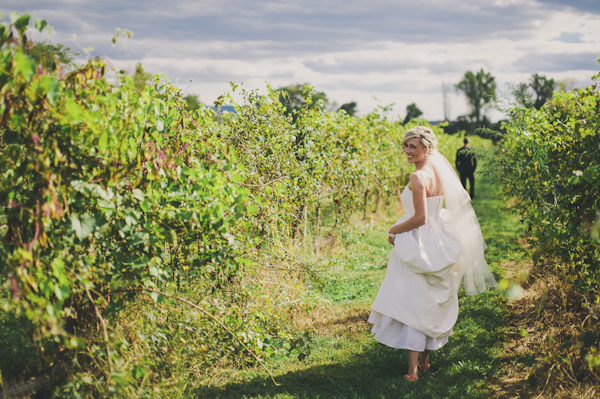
[194,174,526,399]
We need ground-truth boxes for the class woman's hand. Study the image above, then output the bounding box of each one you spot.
[388,235,395,245]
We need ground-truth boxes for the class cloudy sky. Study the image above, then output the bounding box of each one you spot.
[3,0,599,121]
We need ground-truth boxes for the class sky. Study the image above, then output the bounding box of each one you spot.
[3,0,600,121]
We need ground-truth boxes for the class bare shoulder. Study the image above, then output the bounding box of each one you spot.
[410,168,437,192]
[410,170,430,183]
[409,171,426,189]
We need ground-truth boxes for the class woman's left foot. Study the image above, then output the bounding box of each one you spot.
[404,374,418,382]
[418,363,430,371]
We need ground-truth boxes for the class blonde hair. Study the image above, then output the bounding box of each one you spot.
[401,126,438,155]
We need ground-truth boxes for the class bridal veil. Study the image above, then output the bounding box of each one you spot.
[429,150,498,295]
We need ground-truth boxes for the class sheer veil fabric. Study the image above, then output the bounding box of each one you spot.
[429,150,497,295]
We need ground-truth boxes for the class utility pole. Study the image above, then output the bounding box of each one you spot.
[442,81,451,121]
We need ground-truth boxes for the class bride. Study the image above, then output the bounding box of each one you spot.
[368,126,497,381]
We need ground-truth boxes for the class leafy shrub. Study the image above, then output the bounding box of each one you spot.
[484,62,600,389]
[0,13,291,396]
[487,65,600,292]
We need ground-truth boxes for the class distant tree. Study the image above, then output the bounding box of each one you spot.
[132,62,152,92]
[445,115,471,135]
[481,115,492,129]
[403,103,423,124]
[338,101,357,116]
[455,69,497,129]
[513,74,556,109]
[513,82,534,108]
[183,94,201,112]
[277,84,329,122]
[530,73,556,109]
[24,41,79,73]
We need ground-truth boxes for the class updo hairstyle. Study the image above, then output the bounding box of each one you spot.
[401,126,438,155]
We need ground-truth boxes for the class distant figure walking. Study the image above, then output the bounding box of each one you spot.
[455,137,477,199]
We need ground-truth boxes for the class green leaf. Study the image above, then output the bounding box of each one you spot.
[81,214,97,236]
[133,365,144,379]
[65,98,82,119]
[15,14,30,30]
[98,132,109,152]
[54,284,65,301]
[150,292,165,303]
[230,172,244,183]
[9,11,22,24]
[51,258,65,279]
[71,180,90,194]
[246,204,259,216]
[140,198,149,212]
[42,77,60,106]
[132,189,145,201]
[128,232,147,247]
[14,52,35,82]
[34,18,48,32]
[128,137,137,154]
[98,198,116,211]
[70,213,81,237]
[71,213,96,240]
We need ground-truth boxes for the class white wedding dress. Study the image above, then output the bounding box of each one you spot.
[368,187,462,351]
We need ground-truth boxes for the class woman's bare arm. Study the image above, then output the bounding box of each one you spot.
[388,173,427,235]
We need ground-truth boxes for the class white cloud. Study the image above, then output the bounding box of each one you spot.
[3,0,599,120]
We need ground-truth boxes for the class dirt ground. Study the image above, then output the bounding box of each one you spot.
[491,259,600,399]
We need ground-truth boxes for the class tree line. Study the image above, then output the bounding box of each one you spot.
[25,39,565,134]
[454,69,558,131]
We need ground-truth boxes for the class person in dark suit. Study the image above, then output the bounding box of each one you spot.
[455,137,477,199]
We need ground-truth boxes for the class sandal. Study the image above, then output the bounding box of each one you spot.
[404,374,418,382]
[418,363,430,371]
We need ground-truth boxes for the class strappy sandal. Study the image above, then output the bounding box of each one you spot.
[404,374,418,382]
[418,363,430,371]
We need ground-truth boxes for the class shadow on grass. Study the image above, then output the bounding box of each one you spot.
[192,291,507,399]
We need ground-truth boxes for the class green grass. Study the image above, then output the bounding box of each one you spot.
[319,225,390,303]
[190,160,524,399]
[193,291,506,399]
[473,174,527,266]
